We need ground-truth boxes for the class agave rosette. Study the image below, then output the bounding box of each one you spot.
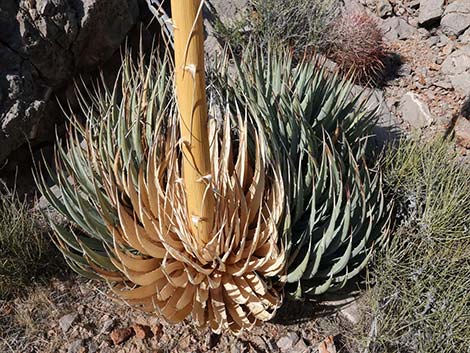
[36,51,285,333]
[212,49,390,298]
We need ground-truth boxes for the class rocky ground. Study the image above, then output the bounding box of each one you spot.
[349,0,470,154]
[1,276,367,353]
[1,0,470,352]
[206,0,470,153]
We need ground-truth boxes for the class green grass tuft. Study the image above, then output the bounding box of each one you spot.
[357,137,470,353]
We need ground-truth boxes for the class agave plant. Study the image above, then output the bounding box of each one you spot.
[36,48,287,333]
[212,50,390,299]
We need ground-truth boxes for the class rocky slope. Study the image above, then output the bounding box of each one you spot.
[356,0,470,151]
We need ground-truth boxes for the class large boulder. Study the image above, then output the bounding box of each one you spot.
[418,0,444,27]
[441,47,470,95]
[0,0,140,163]
[441,0,470,37]
[380,17,419,41]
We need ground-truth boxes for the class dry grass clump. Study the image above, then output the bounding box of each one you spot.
[355,137,470,353]
[323,11,387,85]
[0,184,61,300]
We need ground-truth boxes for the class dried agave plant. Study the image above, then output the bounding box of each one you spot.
[212,50,390,299]
[36,48,286,333]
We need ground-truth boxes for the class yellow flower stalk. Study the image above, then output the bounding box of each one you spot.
[172,0,214,245]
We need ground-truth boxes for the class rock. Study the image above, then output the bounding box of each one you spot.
[377,0,393,18]
[433,80,453,90]
[455,117,470,148]
[417,27,430,38]
[87,340,99,353]
[427,35,440,47]
[68,339,86,353]
[449,73,470,96]
[151,323,163,337]
[339,301,361,325]
[100,318,116,334]
[110,327,134,346]
[0,0,141,164]
[276,332,300,352]
[460,27,470,44]
[399,64,413,76]
[248,336,268,352]
[132,323,152,340]
[418,0,444,27]
[59,313,79,333]
[441,0,470,37]
[399,92,433,129]
[353,86,398,147]
[381,17,419,40]
[441,47,470,95]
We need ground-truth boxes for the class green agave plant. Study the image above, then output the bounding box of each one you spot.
[36,46,389,333]
[212,50,390,299]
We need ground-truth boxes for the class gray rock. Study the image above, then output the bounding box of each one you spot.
[400,64,413,76]
[433,80,453,90]
[100,318,116,334]
[0,0,140,163]
[68,339,85,353]
[441,0,470,37]
[399,92,433,129]
[427,35,440,47]
[377,0,393,18]
[277,332,300,352]
[460,27,470,44]
[449,73,470,96]
[351,85,398,146]
[418,0,444,27]
[417,27,430,38]
[441,47,470,95]
[59,313,79,333]
[88,340,99,353]
[381,17,419,40]
[339,301,361,325]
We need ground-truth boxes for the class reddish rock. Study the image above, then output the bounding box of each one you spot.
[132,323,152,340]
[110,327,134,346]
[455,117,470,148]
[151,323,163,337]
